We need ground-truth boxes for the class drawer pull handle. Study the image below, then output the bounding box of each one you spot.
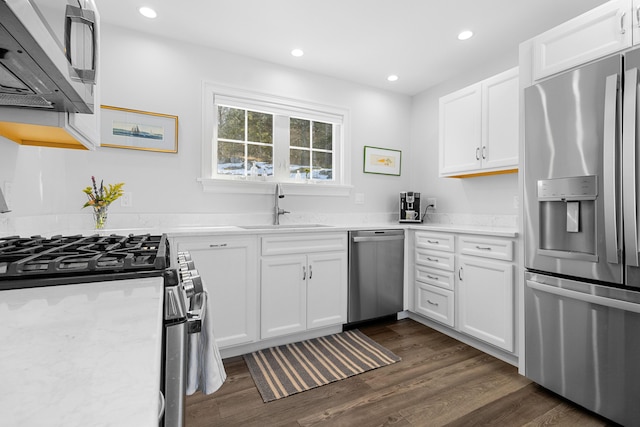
[209,243,228,248]
[303,266,306,280]
[427,239,440,244]
[459,267,463,281]
[476,245,492,250]
[426,274,439,280]
[426,257,439,262]
[621,11,627,34]
[427,299,439,306]
[309,265,313,279]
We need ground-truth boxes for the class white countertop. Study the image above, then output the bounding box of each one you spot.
[0,277,164,427]
[84,222,517,238]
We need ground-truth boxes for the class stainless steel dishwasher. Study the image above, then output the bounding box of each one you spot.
[348,229,404,324]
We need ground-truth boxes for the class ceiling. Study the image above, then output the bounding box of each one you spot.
[96,0,609,96]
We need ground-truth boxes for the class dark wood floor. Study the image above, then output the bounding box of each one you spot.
[186,318,617,426]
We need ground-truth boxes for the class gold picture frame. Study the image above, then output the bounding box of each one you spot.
[100,105,178,153]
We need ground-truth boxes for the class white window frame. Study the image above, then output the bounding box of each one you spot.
[200,82,352,196]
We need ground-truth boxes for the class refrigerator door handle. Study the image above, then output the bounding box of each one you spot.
[623,68,640,267]
[604,73,620,264]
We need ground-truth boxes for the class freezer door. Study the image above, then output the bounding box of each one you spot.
[525,272,640,426]
[524,54,623,284]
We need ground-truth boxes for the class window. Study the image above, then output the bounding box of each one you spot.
[201,83,351,195]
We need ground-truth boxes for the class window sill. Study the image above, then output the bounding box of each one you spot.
[198,178,353,197]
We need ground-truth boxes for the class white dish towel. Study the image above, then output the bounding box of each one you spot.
[186,290,226,395]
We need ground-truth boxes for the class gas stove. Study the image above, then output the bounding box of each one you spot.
[0,233,171,289]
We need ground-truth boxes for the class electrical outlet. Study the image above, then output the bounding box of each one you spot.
[513,195,519,209]
[426,197,437,210]
[121,192,133,208]
[355,193,365,205]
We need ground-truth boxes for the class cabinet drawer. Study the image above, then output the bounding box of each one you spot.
[416,249,455,271]
[459,236,513,261]
[415,232,454,252]
[415,265,454,291]
[415,282,454,327]
[262,233,347,256]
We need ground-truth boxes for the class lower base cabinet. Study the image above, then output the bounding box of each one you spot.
[174,236,258,349]
[260,233,348,340]
[411,230,516,353]
[458,255,514,351]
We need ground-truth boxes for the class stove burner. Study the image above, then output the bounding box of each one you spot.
[0,234,169,279]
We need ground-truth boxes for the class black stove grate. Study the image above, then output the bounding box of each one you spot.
[0,234,169,279]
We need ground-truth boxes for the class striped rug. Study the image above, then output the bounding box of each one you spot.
[243,329,401,402]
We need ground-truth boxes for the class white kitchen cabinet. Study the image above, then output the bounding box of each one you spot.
[413,231,455,326]
[439,67,519,178]
[457,236,514,352]
[260,233,347,339]
[411,230,516,353]
[531,0,634,81]
[174,235,258,348]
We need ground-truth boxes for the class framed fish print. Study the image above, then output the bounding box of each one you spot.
[363,146,401,176]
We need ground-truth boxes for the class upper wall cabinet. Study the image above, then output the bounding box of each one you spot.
[439,67,519,178]
[532,0,638,81]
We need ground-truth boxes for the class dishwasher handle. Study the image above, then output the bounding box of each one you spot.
[352,235,405,243]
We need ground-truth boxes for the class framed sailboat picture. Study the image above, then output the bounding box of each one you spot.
[363,146,401,176]
[100,105,178,153]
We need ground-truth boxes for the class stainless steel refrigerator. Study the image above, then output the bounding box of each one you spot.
[524,49,640,426]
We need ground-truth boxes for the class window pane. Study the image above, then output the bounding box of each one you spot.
[290,118,310,148]
[312,151,333,180]
[247,111,273,144]
[218,107,245,141]
[248,144,273,176]
[290,149,310,178]
[217,141,246,175]
[312,121,332,150]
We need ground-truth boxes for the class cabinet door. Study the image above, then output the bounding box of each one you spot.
[175,236,258,348]
[532,0,631,80]
[481,67,518,171]
[439,83,482,176]
[458,256,514,351]
[634,0,640,44]
[307,252,348,329]
[261,255,307,339]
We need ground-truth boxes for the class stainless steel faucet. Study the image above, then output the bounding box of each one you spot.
[274,183,289,225]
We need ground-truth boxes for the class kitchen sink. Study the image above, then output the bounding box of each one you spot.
[238,224,332,230]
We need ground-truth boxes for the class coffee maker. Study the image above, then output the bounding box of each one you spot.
[399,191,422,223]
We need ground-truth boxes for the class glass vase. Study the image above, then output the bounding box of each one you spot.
[93,205,109,230]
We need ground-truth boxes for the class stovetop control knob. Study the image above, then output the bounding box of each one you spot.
[182,271,203,298]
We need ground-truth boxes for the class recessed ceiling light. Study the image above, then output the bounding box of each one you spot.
[139,7,157,19]
[458,30,474,41]
[291,49,304,57]
[387,75,399,82]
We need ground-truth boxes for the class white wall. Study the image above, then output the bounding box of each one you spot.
[0,24,412,230]
[409,54,519,218]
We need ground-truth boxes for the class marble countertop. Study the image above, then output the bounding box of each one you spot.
[0,277,164,427]
[81,222,518,238]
